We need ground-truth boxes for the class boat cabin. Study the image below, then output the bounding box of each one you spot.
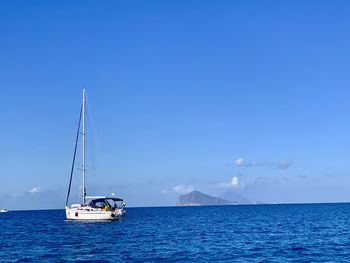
[88,197,125,210]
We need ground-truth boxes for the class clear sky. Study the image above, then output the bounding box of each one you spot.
[1,1,350,209]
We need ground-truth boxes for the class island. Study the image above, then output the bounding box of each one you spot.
[176,191,236,206]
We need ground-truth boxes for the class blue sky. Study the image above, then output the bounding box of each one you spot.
[1,1,350,209]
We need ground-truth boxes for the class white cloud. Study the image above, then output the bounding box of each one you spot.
[29,186,41,194]
[231,176,239,188]
[233,158,291,170]
[218,176,242,189]
[276,160,290,170]
[234,158,244,167]
[161,189,168,194]
[173,185,194,194]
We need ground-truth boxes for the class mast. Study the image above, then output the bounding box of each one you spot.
[82,89,86,204]
[65,104,83,206]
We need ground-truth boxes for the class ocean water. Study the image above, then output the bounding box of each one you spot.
[1,204,350,262]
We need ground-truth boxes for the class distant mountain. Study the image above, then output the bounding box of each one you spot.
[219,190,254,204]
[176,191,236,206]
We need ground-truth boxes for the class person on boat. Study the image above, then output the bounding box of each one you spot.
[104,200,111,211]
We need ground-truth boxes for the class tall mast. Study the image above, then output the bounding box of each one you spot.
[82,89,86,204]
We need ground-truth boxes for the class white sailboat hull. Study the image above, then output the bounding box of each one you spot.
[65,206,125,220]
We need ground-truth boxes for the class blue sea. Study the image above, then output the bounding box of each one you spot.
[1,204,350,262]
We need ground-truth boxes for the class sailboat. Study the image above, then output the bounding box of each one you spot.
[65,89,126,220]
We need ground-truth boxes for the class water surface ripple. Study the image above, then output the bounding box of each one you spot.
[1,204,350,262]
